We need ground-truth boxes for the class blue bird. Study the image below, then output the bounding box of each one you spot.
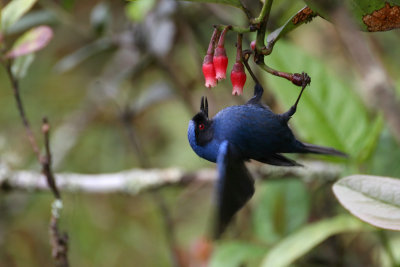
[187,82,346,239]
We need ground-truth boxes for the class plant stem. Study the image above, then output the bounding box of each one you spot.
[3,59,68,267]
[258,62,292,79]
[258,62,310,86]
[236,33,243,62]
[42,118,61,200]
[252,0,273,25]
[254,0,273,62]
[215,24,252,34]
[4,61,41,161]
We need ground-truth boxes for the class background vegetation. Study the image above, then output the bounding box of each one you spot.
[1,0,400,266]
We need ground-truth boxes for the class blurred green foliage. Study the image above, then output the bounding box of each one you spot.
[1,0,400,267]
[264,40,383,162]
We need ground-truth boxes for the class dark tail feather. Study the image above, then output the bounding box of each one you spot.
[300,143,348,157]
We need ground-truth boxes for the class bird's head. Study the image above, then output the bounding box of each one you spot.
[189,96,214,147]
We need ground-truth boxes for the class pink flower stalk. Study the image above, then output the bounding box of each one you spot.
[202,28,220,88]
[213,26,230,80]
[231,33,246,95]
[230,62,246,95]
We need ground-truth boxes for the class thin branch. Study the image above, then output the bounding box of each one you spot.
[50,199,69,267]
[0,161,344,194]
[42,118,61,199]
[42,119,68,266]
[4,61,41,161]
[3,59,69,266]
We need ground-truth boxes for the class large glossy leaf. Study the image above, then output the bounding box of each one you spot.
[304,0,400,32]
[6,25,53,58]
[266,6,317,53]
[253,179,309,244]
[261,215,367,267]
[210,241,266,267]
[177,0,241,8]
[264,41,382,161]
[1,0,37,33]
[333,175,400,230]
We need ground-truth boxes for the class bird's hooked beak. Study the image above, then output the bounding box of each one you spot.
[200,96,209,118]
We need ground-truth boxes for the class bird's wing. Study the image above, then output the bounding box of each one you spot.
[214,140,255,239]
[255,153,303,167]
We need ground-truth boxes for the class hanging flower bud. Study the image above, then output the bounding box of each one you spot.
[231,62,246,95]
[202,28,220,88]
[230,34,246,95]
[213,26,230,80]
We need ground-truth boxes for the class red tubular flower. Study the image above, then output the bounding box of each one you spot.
[230,34,246,95]
[213,26,230,80]
[231,62,246,95]
[203,54,216,88]
[213,49,228,81]
[202,28,220,88]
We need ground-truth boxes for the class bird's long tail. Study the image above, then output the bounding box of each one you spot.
[300,142,347,157]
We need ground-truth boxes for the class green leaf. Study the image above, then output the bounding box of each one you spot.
[125,0,156,22]
[210,241,266,267]
[261,215,367,267]
[264,41,382,160]
[333,175,400,230]
[266,6,317,53]
[176,0,242,8]
[6,25,53,58]
[6,10,57,35]
[253,179,309,244]
[1,0,37,33]
[304,0,400,32]
[370,129,400,177]
[11,53,35,79]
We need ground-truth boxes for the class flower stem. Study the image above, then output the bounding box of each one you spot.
[215,24,252,34]
[207,28,220,55]
[236,33,243,62]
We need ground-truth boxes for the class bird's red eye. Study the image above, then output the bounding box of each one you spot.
[199,123,205,130]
